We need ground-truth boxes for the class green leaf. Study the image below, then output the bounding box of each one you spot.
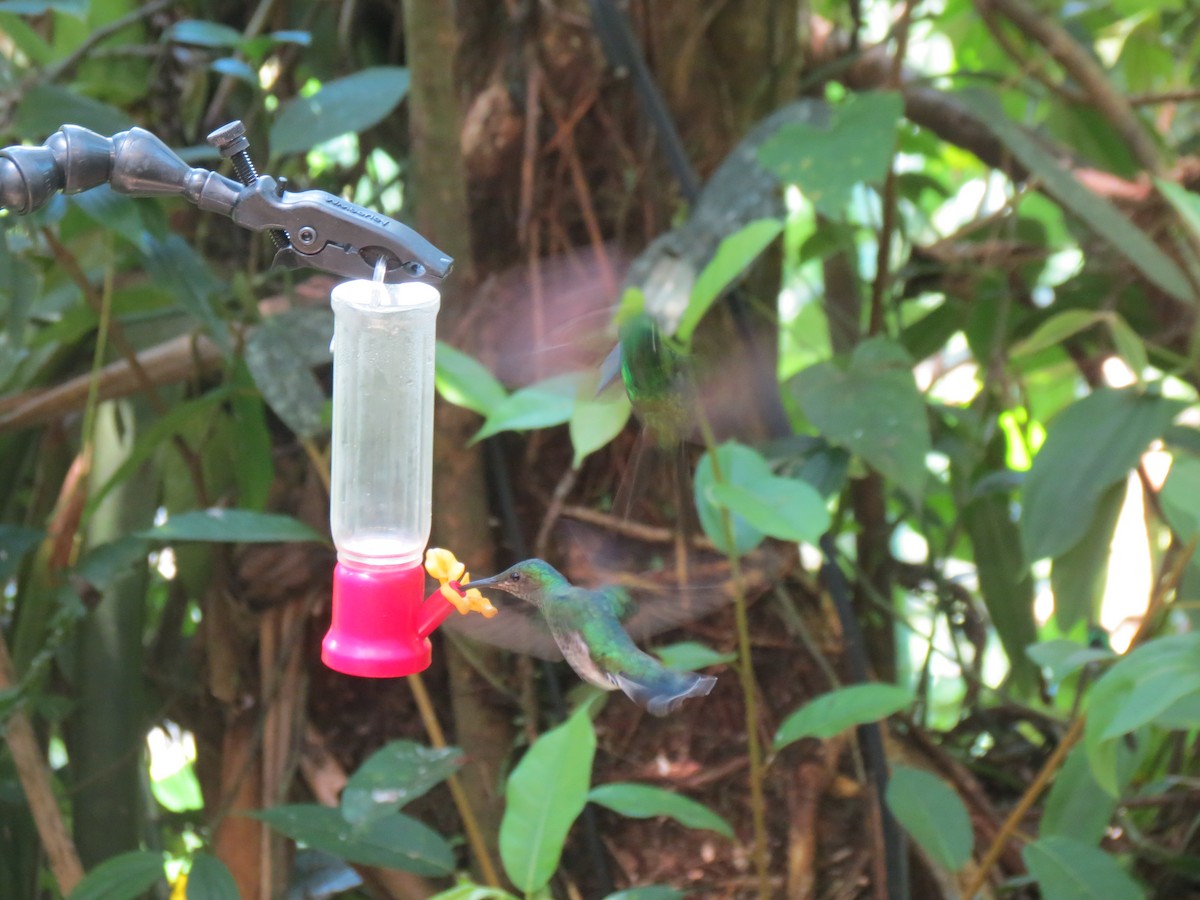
[570,382,631,468]
[140,509,324,544]
[962,493,1039,692]
[210,57,258,85]
[252,805,453,875]
[141,234,230,354]
[693,443,771,557]
[70,184,147,249]
[603,890,683,900]
[0,524,42,582]
[499,703,596,892]
[589,783,733,838]
[1107,316,1148,380]
[708,475,828,544]
[676,218,783,344]
[244,308,333,439]
[1026,640,1114,683]
[1160,454,1200,541]
[473,373,581,442]
[185,854,239,900]
[342,741,463,827]
[68,851,164,900]
[0,0,85,13]
[152,763,204,813]
[758,91,904,218]
[1012,310,1106,358]
[429,882,521,900]
[654,641,736,671]
[1021,388,1184,561]
[1085,633,1200,793]
[16,84,134,138]
[165,19,244,47]
[978,93,1192,304]
[1040,746,1117,846]
[271,67,411,157]
[885,766,972,871]
[435,342,507,416]
[788,337,930,501]
[774,683,913,749]
[1023,836,1144,900]
[1050,481,1125,631]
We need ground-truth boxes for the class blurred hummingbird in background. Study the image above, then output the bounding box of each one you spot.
[469,558,717,716]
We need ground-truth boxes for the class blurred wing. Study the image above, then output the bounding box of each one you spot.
[442,598,562,660]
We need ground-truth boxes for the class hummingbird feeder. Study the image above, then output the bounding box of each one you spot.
[0,120,494,679]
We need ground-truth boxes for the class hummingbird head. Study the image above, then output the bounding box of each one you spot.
[468,558,566,606]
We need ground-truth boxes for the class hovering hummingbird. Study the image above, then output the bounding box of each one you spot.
[469,558,717,716]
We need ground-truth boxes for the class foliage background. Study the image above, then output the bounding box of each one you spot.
[2,0,1200,898]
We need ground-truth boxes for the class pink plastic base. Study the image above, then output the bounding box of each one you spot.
[322,561,449,678]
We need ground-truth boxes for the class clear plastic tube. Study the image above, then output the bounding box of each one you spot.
[329,279,440,567]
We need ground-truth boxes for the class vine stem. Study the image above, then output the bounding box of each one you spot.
[694,409,770,898]
[961,714,1085,898]
[407,671,503,888]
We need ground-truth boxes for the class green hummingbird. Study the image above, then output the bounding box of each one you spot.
[469,559,717,716]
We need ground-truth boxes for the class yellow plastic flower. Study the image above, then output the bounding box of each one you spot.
[425,548,498,618]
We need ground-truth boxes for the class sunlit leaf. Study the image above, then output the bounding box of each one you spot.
[709,474,828,544]
[252,805,453,875]
[1012,310,1106,358]
[758,91,903,217]
[1021,388,1184,561]
[885,766,972,871]
[271,67,411,157]
[499,703,596,892]
[570,382,631,468]
[1050,482,1125,631]
[677,218,783,344]
[436,341,507,416]
[1026,639,1114,683]
[693,442,770,556]
[589,783,733,838]
[1023,836,1144,900]
[473,373,582,442]
[140,509,324,544]
[774,683,913,749]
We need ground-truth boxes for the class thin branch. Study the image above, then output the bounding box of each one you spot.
[40,0,180,85]
[977,0,1162,173]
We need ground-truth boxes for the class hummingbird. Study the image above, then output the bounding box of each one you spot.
[469,558,717,716]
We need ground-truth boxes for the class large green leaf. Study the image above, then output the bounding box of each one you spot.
[676,218,783,344]
[774,684,913,749]
[252,805,453,875]
[588,783,734,838]
[569,381,631,468]
[271,68,411,157]
[165,19,244,48]
[140,508,324,544]
[1085,633,1200,793]
[1040,745,1117,847]
[435,342,507,416]
[962,492,1039,690]
[1021,388,1183,561]
[885,766,972,872]
[68,851,165,900]
[758,91,904,217]
[654,641,736,671]
[499,703,596,892]
[978,94,1192,304]
[1026,640,1114,684]
[709,469,829,545]
[603,890,683,900]
[1049,481,1125,630]
[788,337,930,501]
[473,373,581,442]
[693,442,770,556]
[341,741,463,827]
[1023,836,1144,900]
[141,234,230,354]
[16,84,133,137]
[1160,454,1200,541]
[185,854,239,900]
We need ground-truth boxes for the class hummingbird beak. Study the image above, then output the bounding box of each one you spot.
[467,574,504,590]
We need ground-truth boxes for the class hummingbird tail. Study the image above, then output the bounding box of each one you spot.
[613,669,717,717]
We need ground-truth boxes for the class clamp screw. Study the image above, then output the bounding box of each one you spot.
[207,120,289,251]
[296,226,317,245]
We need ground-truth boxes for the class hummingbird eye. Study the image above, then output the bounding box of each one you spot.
[511,572,522,582]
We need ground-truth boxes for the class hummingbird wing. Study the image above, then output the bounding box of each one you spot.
[442,596,563,660]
